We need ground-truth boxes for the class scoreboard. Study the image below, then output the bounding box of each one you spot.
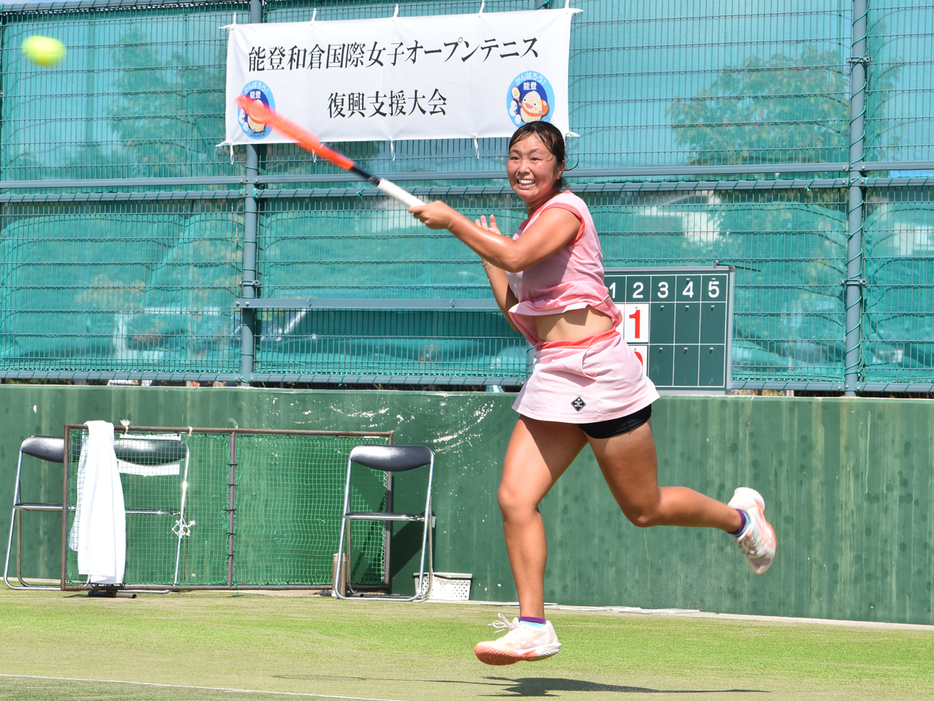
[605,266,734,393]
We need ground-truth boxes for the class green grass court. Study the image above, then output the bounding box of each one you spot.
[1,588,932,701]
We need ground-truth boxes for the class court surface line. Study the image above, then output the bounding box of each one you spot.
[453,600,934,631]
[0,674,404,701]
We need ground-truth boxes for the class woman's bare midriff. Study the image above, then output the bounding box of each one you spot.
[533,306,614,343]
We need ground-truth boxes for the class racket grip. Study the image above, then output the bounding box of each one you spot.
[377,179,425,208]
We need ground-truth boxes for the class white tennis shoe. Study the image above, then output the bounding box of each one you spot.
[729,487,776,574]
[474,614,562,665]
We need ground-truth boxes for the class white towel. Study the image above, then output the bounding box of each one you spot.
[67,421,126,584]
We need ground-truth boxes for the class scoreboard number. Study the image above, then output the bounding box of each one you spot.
[606,266,734,393]
[620,303,649,344]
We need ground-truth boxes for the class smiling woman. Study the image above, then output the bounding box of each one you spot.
[407,121,776,666]
[505,124,566,212]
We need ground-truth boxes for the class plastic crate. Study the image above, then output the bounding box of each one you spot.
[414,572,472,600]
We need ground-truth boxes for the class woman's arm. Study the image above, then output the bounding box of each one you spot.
[411,201,580,273]
[482,261,520,333]
[475,215,520,332]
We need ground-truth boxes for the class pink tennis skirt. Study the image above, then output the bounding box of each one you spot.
[513,329,659,424]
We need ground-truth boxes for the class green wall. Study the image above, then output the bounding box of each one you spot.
[1,385,932,625]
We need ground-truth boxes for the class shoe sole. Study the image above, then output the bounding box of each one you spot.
[474,644,561,666]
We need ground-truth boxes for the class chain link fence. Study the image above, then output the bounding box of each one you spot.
[0,0,931,392]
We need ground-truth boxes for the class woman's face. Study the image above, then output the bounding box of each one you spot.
[507,134,564,210]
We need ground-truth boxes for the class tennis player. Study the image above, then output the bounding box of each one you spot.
[410,121,776,666]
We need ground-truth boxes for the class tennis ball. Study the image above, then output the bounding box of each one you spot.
[21,35,66,67]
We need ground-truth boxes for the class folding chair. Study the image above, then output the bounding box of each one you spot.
[333,444,434,600]
[3,436,66,590]
[5,433,190,591]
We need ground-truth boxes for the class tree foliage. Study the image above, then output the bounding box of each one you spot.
[667,45,901,167]
[106,28,228,179]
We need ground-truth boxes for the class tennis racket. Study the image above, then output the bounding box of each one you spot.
[235,95,425,208]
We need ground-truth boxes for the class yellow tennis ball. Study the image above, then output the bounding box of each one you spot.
[21,35,66,68]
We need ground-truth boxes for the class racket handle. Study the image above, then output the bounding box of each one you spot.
[377,179,425,208]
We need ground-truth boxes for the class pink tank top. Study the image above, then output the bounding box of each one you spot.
[505,191,621,345]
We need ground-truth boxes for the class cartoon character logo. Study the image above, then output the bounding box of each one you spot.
[507,72,555,127]
[519,89,548,122]
[238,82,275,139]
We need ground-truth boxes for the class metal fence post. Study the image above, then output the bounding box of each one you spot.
[239,148,260,386]
[238,0,265,386]
[844,0,870,397]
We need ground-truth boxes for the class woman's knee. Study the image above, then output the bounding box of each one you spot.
[621,503,664,528]
[497,483,539,521]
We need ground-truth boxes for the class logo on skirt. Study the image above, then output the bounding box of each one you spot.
[571,397,586,412]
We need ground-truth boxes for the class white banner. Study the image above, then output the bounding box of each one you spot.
[224,8,578,146]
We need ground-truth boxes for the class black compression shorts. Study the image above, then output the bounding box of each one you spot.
[580,405,652,439]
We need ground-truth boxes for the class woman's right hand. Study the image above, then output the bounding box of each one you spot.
[409,201,456,230]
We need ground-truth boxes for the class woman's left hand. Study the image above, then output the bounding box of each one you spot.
[409,201,456,230]
[475,214,502,236]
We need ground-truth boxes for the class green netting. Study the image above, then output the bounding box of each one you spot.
[123,212,243,372]
[1,2,246,183]
[65,430,230,587]
[573,188,848,382]
[862,189,934,384]
[585,1,851,170]
[259,203,497,299]
[0,211,185,369]
[0,204,243,378]
[232,433,387,586]
[258,0,855,173]
[0,0,931,390]
[3,0,924,179]
[256,198,529,380]
[863,1,934,164]
[710,192,849,383]
[255,309,529,381]
[63,427,391,589]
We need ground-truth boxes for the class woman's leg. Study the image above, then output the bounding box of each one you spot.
[587,419,742,532]
[474,416,587,665]
[499,416,588,619]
